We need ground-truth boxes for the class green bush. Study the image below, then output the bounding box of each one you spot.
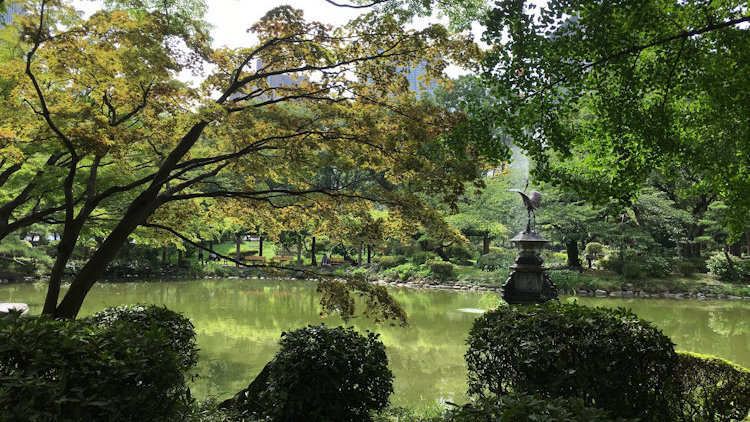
[465,302,677,420]
[85,304,198,373]
[411,251,437,265]
[475,249,515,272]
[379,255,408,269]
[601,249,642,278]
[428,260,456,281]
[255,324,393,422]
[387,263,421,280]
[584,242,604,257]
[707,254,750,281]
[446,243,473,262]
[675,260,697,277]
[444,395,623,422]
[673,352,750,422]
[548,269,580,292]
[644,256,673,278]
[0,311,193,422]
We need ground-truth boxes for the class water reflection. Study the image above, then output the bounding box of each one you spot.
[2,280,749,408]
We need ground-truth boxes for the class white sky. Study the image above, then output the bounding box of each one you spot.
[75,0,479,77]
[205,0,366,49]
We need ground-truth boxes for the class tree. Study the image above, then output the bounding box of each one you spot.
[536,183,608,268]
[1,0,488,318]
[480,0,750,240]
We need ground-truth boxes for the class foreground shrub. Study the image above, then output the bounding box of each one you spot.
[673,352,750,422]
[255,324,393,422]
[0,311,192,422]
[428,260,456,281]
[444,395,622,422]
[85,304,198,372]
[466,302,677,420]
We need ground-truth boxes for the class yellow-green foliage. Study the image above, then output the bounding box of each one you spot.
[674,351,750,422]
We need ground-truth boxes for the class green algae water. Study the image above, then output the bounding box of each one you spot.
[2,279,750,408]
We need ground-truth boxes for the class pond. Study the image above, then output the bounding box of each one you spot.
[2,279,750,408]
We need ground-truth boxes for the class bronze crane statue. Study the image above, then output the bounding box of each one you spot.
[509,189,542,233]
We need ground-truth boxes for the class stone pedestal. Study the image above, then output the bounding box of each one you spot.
[502,231,558,304]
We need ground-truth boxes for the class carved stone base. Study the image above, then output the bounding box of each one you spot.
[502,272,558,305]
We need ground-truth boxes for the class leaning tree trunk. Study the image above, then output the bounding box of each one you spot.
[566,241,581,268]
[52,121,210,319]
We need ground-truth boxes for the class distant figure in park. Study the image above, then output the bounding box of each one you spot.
[198,250,204,265]
[209,252,217,261]
[321,254,330,266]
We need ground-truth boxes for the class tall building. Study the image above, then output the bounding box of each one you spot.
[404,62,435,98]
[255,60,309,101]
[1,2,22,26]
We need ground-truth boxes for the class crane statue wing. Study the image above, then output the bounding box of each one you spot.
[528,191,542,209]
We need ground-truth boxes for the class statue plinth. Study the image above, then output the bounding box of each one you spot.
[502,231,558,305]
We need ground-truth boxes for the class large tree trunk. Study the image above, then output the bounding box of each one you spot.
[258,236,263,256]
[745,229,750,257]
[367,245,371,264]
[482,230,490,255]
[235,233,242,268]
[310,236,317,266]
[357,244,362,266]
[52,121,209,319]
[296,235,302,267]
[566,241,581,268]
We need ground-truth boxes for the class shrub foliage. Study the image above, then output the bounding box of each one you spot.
[255,324,393,422]
[0,310,194,422]
[428,260,456,281]
[444,395,623,422]
[85,304,198,373]
[465,302,677,420]
[673,352,750,422]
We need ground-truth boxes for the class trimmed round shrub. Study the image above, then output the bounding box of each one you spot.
[673,352,750,422]
[675,260,697,277]
[465,302,678,420]
[411,250,437,265]
[85,304,198,373]
[445,395,623,422]
[644,256,673,278]
[256,324,393,422]
[428,260,456,281]
[0,311,192,422]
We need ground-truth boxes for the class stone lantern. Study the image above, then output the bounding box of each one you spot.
[502,190,558,304]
